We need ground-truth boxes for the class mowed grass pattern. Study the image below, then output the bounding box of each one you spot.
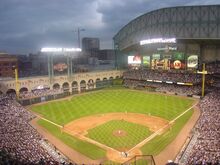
[86,120,152,150]
[32,89,194,125]
[32,89,195,160]
[37,119,106,159]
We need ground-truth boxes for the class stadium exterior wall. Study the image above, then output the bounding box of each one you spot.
[0,70,123,94]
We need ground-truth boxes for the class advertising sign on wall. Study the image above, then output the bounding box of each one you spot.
[170,60,186,69]
[152,54,160,59]
[143,56,150,67]
[163,54,172,59]
[187,55,198,69]
[173,52,185,60]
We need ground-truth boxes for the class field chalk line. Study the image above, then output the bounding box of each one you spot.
[35,114,121,154]
[127,101,198,153]
[35,114,63,128]
[34,100,198,156]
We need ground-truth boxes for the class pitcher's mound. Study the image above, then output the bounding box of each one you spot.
[113,130,127,137]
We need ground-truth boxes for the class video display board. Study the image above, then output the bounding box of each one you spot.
[53,56,68,75]
[53,63,68,72]
[151,59,170,70]
[128,55,141,64]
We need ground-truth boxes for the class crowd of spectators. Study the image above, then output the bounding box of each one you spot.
[1,65,220,164]
[0,94,68,164]
[204,61,220,74]
[156,84,201,95]
[124,79,202,95]
[123,69,202,84]
[19,88,62,99]
[179,91,220,165]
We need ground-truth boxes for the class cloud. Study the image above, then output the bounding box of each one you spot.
[0,0,219,54]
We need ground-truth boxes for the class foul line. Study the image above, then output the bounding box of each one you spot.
[35,114,63,128]
[35,114,121,154]
[33,100,198,157]
[63,129,121,154]
[127,101,198,154]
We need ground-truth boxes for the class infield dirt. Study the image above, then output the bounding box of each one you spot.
[63,112,169,163]
[63,112,168,135]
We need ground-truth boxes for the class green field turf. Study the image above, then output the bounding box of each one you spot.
[32,89,194,125]
[103,158,152,165]
[141,109,193,155]
[32,89,195,160]
[86,120,152,150]
[37,119,106,159]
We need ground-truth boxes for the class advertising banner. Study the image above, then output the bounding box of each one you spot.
[163,54,172,59]
[187,55,198,69]
[173,52,185,60]
[170,60,186,69]
[143,56,150,67]
[152,54,160,59]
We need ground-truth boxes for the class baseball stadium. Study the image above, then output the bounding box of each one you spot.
[0,5,220,165]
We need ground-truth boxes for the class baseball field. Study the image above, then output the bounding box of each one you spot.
[31,88,196,164]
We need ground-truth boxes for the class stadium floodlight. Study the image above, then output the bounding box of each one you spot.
[41,47,82,52]
[140,38,176,45]
[63,48,82,52]
[41,48,62,52]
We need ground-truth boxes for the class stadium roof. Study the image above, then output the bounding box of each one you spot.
[114,5,220,50]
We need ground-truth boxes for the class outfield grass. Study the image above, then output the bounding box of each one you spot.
[86,120,152,150]
[32,89,194,125]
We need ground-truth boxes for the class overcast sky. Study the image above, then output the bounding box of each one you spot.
[0,0,219,54]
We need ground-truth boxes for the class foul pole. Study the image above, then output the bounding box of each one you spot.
[197,63,207,97]
[15,68,19,99]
